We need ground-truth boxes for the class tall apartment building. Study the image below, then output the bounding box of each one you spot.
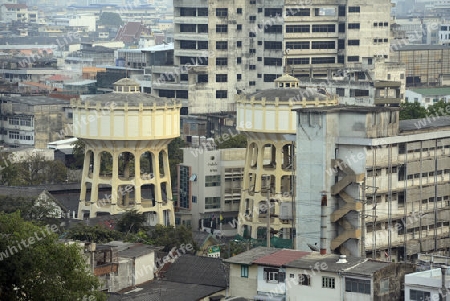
[295,106,450,259]
[169,0,402,114]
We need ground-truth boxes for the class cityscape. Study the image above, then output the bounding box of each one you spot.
[0,0,449,300]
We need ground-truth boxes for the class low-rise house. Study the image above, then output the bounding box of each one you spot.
[405,267,450,301]
[224,247,279,299]
[225,248,414,301]
[108,254,228,300]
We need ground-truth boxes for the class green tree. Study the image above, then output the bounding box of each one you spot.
[399,102,428,120]
[168,137,185,184]
[66,223,124,243]
[147,224,196,252]
[427,100,450,117]
[0,153,17,185]
[98,12,123,26]
[0,212,106,301]
[13,155,68,186]
[116,210,148,235]
[216,133,247,149]
[71,139,86,169]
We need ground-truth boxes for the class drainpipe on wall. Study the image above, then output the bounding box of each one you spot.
[320,191,328,255]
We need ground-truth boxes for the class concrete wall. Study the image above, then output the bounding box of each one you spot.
[285,269,342,301]
[229,263,258,299]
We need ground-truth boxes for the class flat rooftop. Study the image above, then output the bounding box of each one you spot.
[292,105,400,113]
[0,95,70,106]
[399,116,450,132]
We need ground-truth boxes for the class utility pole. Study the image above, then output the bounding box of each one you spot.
[267,189,270,248]
[361,181,366,258]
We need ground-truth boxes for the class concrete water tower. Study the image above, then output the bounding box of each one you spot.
[236,74,338,243]
[73,78,181,225]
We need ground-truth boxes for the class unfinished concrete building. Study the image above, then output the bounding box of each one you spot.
[236,74,338,243]
[74,78,181,224]
[169,0,404,115]
[295,106,450,260]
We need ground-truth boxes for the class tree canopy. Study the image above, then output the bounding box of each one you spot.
[0,212,106,301]
[98,12,123,26]
[216,133,247,149]
[400,100,450,120]
[0,154,67,186]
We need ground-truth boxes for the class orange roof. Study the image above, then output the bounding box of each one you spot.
[22,81,61,91]
[82,67,106,72]
[47,74,71,81]
[253,249,311,267]
[3,4,27,9]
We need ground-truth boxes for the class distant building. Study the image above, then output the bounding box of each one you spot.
[178,144,245,236]
[405,87,450,108]
[0,95,72,148]
[405,267,450,301]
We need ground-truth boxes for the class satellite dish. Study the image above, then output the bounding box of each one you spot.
[307,243,319,252]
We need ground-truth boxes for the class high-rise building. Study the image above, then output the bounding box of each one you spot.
[166,0,403,115]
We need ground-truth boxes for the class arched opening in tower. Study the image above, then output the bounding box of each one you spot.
[117,184,135,207]
[248,142,258,168]
[141,184,156,207]
[118,152,135,181]
[158,150,167,178]
[86,150,94,178]
[83,182,92,206]
[140,151,154,180]
[263,144,276,169]
[99,151,112,178]
[282,143,294,170]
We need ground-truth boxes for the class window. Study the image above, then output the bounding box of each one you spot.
[180,8,196,16]
[249,15,256,22]
[345,278,370,294]
[257,57,262,61]
[249,81,256,86]
[264,25,282,33]
[216,74,228,82]
[286,8,310,16]
[249,65,256,70]
[348,23,360,29]
[287,58,309,65]
[241,265,249,278]
[348,6,360,13]
[216,57,228,66]
[216,90,227,99]
[380,279,389,294]
[311,57,335,64]
[286,41,310,49]
[192,196,197,203]
[8,130,19,140]
[205,197,221,209]
[216,41,228,50]
[237,8,242,14]
[258,8,262,13]
[264,57,282,66]
[338,5,346,16]
[237,74,242,80]
[180,40,196,49]
[197,41,208,49]
[265,8,282,17]
[237,57,242,64]
[286,25,310,33]
[312,41,335,49]
[263,268,285,283]
[216,25,228,33]
[250,48,256,53]
[180,24,196,32]
[216,8,228,17]
[197,8,208,16]
[410,289,430,301]
[237,41,242,47]
[322,276,335,289]
[264,74,278,82]
[347,56,360,62]
[299,274,311,286]
[249,32,256,37]
[336,88,345,97]
[198,74,208,83]
[312,24,335,32]
[348,39,360,45]
[264,41,283,49]
[237,24,242,30]
[198,24,208,33]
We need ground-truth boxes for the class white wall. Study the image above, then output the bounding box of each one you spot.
[256,266,286,295]
[133,252,156,285]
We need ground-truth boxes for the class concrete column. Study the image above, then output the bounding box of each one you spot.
[89,149,101,218]
[134,150,142,209]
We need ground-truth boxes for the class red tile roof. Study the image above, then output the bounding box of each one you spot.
[253,249,311,267]
[47,74,71,81]
[115,22,151,44]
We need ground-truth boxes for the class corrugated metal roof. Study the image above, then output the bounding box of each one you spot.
[253,249,311,267]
